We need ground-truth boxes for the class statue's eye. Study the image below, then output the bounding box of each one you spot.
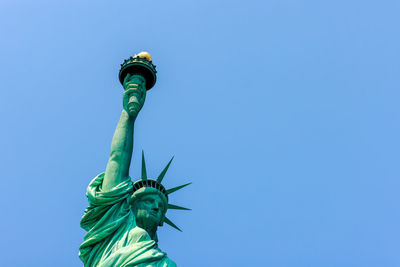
[142,198,152,204]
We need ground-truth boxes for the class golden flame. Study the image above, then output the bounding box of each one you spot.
[134,51,152,62]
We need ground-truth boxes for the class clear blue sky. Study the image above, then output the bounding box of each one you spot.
[0,0,399,266]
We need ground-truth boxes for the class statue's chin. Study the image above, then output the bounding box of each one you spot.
[136,213,160,228]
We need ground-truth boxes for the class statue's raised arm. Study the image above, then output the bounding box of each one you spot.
[102,73,146,191]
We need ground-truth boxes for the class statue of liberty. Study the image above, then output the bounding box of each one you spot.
[79,52,190,267]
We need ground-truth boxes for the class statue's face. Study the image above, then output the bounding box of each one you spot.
[132,194,165,228]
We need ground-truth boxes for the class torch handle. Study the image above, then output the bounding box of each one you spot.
[124,75,146,110]
[128,93,137,107]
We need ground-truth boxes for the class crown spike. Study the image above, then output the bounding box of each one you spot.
[168,204,191,211]
[166,182,191,195]
[156,156,174,183]
[164,217,182,232]
[141,151,147,180]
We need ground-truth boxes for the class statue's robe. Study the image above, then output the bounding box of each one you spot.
[79,173,176,267]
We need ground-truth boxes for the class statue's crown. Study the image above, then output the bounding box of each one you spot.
[132,179,168,201]
[130,151,191,231]
[119,52,157,90]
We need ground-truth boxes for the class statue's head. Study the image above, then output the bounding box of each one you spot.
[130,186,168,228]
[129,152,192,232]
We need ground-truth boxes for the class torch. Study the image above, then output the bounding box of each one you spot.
[119,52,157,108]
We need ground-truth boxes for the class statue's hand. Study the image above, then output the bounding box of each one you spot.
[123,74,147,118]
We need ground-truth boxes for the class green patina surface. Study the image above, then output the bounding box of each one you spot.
[79,53,190,267]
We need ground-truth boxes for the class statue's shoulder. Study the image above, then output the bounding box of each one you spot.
[128,226,153,243]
